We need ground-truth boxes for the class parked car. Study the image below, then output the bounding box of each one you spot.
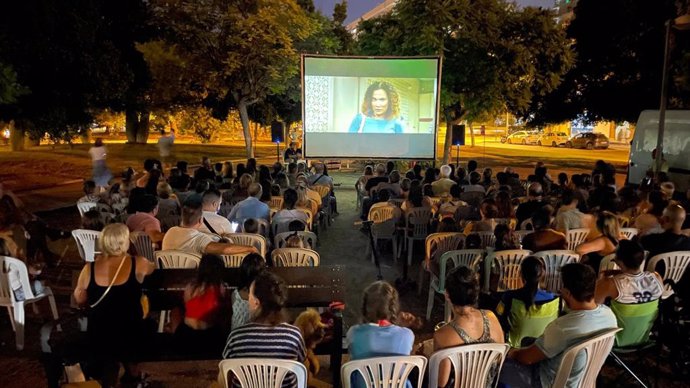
[502,130,539,145]
[566,132,609,149]
[537,132,569,147]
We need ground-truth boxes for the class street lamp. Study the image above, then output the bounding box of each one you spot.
[656,13,690,177]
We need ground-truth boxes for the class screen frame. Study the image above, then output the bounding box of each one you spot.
[300,54,442,160]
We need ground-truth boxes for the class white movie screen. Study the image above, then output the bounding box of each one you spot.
[302,56,440,159]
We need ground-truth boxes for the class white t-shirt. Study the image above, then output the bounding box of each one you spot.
[162,226,219,256]
[613,272,664,304]
[157,135,174,157]
[198,211,235,236]
[88,146,107,161]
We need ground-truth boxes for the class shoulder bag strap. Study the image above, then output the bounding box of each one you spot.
[203,217,219,235]
[89,255,127,309]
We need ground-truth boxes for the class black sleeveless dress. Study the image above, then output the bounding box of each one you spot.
[87,256,144,361]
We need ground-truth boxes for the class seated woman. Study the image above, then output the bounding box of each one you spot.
[223,271,306,388]
[464,200,500,234]
[231,253,266,330]
[347,281,414,388]
[273,188,309,227]
[433,266,504,388]
[577,211,621,271]
[594,240,664,304]
[73,223,155,388]
[173,254,230,355]
[496,257,559,348]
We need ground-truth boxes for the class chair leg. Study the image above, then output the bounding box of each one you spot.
[47,292,61,331]
[610,352,648,388]
[13,301,25,350]
[158,310,168,333]
[6,306,16,332]
[426,283,435,320]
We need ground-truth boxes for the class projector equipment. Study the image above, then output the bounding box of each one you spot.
[271,121,285,162]
[355,220,383,281]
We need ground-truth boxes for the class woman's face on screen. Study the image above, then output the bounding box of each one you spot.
[371,89,389,118]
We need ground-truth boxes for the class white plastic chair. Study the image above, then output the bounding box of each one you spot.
[476,231,496,249]
[420,233,467,295]
[428,343,509,388]
[551,328,621,388]
[71,229,101,262]
[129,231,156,263]
[77,202,97,217]
[221,253,251,268]
[533,250,580,294]
[404,208,432,266]
[646,251,690,299]
[620,227,639,240]
[228,233,268,258]
[566,228,590,251]
[511,230,532,248]
[269,197,284,210]
[154,250,201,269]
[427,249,484,321]
[369,206,396,223]
[271,248,320,267]
[484,250,532,293]
[218,358,307,388]
[271,218,308,237]
[274,231,317,249]
[368,220,398,264]
[0,256,60,350]
[341,355,427,388]
[598,253,619,277]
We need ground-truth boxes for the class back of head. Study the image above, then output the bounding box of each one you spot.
[531,207,551,230]
[413,164,422,175]
[423,184,434,197]
[239,253,265,289]
[82,209,104,231]
[561,188,577,206]
[375,163,386,175]
[100,223,130,256]
[386,161,395,174]
[445,266,479,307]
[285,233,304,248]
[202,188,221,208]
[496,172,507,185]
[401,178,412,192]
[378,189,391,202]
[440,165,452,178]
[157,182,173,199]
[248,182,262,198]
[467,160,478,172]
[438,218,459,232]
[558,172,568,185]
[239,173,254,190]
[450,184,461,198]
[465,233,481,249]
[195,180,210,194]
[520,256,545,308]
[528,182,544,198]
[252,271,288,324]
[361,281,399,324]
[288,162,297,173]
[243,218,259,234]
[197,254,225,287]
[140,194,159,214]
[561,263,596,303]
[177,160,189,173]
[315,163,326,174]
[83,180,96,195]
[663,203,686,229]
[283,188,298,209]
[615,240,645,270]
[469,171,481,185]
[480,200,499,219]
[288,219,306,232]
[596,211,620,240]
[389,170,401,184]
[181,201,203,227]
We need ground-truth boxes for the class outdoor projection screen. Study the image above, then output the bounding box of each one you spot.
[302,55,441,159]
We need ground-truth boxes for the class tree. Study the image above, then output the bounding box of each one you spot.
[355,0,572,162]
[144,0,314,157]
[530,0,690,125]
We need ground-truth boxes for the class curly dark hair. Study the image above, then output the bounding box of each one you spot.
[361,281,400,324]
[360,81,400,120]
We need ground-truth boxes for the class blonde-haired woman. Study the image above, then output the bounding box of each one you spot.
[73,223,154,388]
[576,211,621,271]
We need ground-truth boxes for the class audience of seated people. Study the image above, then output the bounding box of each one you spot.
[520,207,567,252]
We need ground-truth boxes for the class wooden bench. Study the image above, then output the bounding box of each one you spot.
[49,265,346,387]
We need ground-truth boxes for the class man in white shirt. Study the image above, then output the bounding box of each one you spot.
[431,165,456,196]
[555,188,585,233]
[307,163,333,190]
[227,183,270,223]
[197,188,234,236]
[162,201,256,256]
[157,129,175,167]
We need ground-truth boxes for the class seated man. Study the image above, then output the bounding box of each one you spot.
[284,142,302,163]
[372,170,403,198]
[640,203,690,258]
[499,263,618,388]
[521,207,567,252]
[554,188,585,233]
[516,183,547,229]
[431,164,455,196]
[595,240,664,304]
[307,162,333,190]
[162,201,256,256]
[227,183,270,223]
[125,194,165,244]
[78,180,101,203]
[198,188,234,236]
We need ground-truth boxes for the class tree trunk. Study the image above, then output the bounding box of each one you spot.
[125,108,150,144]
[469,122,475,147]
[442,120,452,164]
[253,121,259,155]
[136,111,150,144]
[238,100,254,158]
[9,120,24,151]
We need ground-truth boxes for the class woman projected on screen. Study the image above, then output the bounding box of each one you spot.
[348,81,404,134]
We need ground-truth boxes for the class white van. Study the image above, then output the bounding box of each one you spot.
[628,110,690,192]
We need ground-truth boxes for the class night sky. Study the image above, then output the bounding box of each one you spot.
[314,0,556,25]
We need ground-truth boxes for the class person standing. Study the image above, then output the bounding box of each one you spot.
[157,129,175,170]
[89,138,113,192]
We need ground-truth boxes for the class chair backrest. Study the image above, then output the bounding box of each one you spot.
[620,227,639,240]
[274,231,317,249]
[311,185,331,198]
[272,219,308,237]
[407,208,432,238]
[129,231,156,262]
[610,299,659,348]
[437,250,484,292]
[511,230,533,248]
[566,228,589,251]
[300,209,314,229]
[341,355,427,388]
[646,251,690,295]
[598,253,619,276]
[0,256,37,302]
[489,250,532,292]
[71,229,102,262]
[228,233,268,258]
[77,202,97,217]
[428,343,509,388]
[390,198,404,208]
[221,253,251,268]
[369,206,395,223]
[532,250,580,293]
[218,358,307,388]
[269,197,284,210]
[506,298,560,348]
[476,231,496,249]
[425,233,466,263]
[155,250,201,269]
[271,248,320,267]
[552,328,621,388]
